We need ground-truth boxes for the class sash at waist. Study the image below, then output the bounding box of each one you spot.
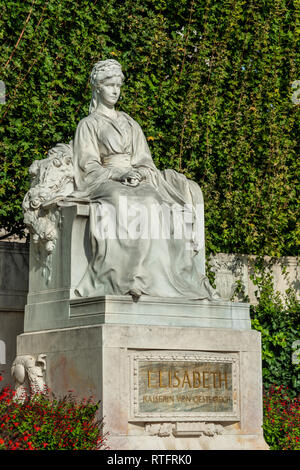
[101,154,131,168]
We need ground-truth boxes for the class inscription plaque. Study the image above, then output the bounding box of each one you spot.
[130,352,240,422]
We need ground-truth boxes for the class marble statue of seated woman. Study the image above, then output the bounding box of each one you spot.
[69,59,219,300]
[23,59,219,300]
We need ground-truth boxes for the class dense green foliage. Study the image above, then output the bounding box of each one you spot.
[249,263,300,396]
[0,0,299,254]
[236,262,300,449]
[0,381,106,450]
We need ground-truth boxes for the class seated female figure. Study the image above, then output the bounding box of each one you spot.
[72,59,218,300]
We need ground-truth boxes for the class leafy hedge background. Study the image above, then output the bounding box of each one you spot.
[0,0,299,256]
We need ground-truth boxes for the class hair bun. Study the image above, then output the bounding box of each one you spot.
[90,59,124,88]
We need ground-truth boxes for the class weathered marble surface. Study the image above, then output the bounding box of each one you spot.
[16,323,268,450]
[0,242,29,311]
[0,242,28,388]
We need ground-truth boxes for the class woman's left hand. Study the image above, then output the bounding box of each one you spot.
[120,170,143,186]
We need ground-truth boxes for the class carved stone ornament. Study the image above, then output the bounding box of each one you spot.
[145,422,173,437]
[145,421,224,437]
[22,143,74,280]
[11,354,47,402]
[208,253,247,300]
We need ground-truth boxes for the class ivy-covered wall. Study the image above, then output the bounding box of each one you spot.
[0,0,299,256]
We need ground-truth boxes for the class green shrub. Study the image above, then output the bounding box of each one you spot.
[250,262,300,396]
[0,378,106,450]
[0,0,299,257]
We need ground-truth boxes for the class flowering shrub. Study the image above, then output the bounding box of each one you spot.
[0,376,106,450]
[263,385,300,450]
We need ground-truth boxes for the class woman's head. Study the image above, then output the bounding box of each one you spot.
[90,59,124,88]
[89,59,124,113]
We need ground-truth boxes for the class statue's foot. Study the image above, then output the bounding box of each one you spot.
[129,288,142,300]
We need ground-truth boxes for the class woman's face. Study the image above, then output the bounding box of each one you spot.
[98,75,122,107]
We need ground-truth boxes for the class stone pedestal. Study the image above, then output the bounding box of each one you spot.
[16,320,268,450]
[17,202,268,450]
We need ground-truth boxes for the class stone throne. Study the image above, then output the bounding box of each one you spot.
[22,142,251,333]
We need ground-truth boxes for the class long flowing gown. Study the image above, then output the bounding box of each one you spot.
[72,110,217,299]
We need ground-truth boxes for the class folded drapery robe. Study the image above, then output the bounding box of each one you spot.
[71,110,218,300]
